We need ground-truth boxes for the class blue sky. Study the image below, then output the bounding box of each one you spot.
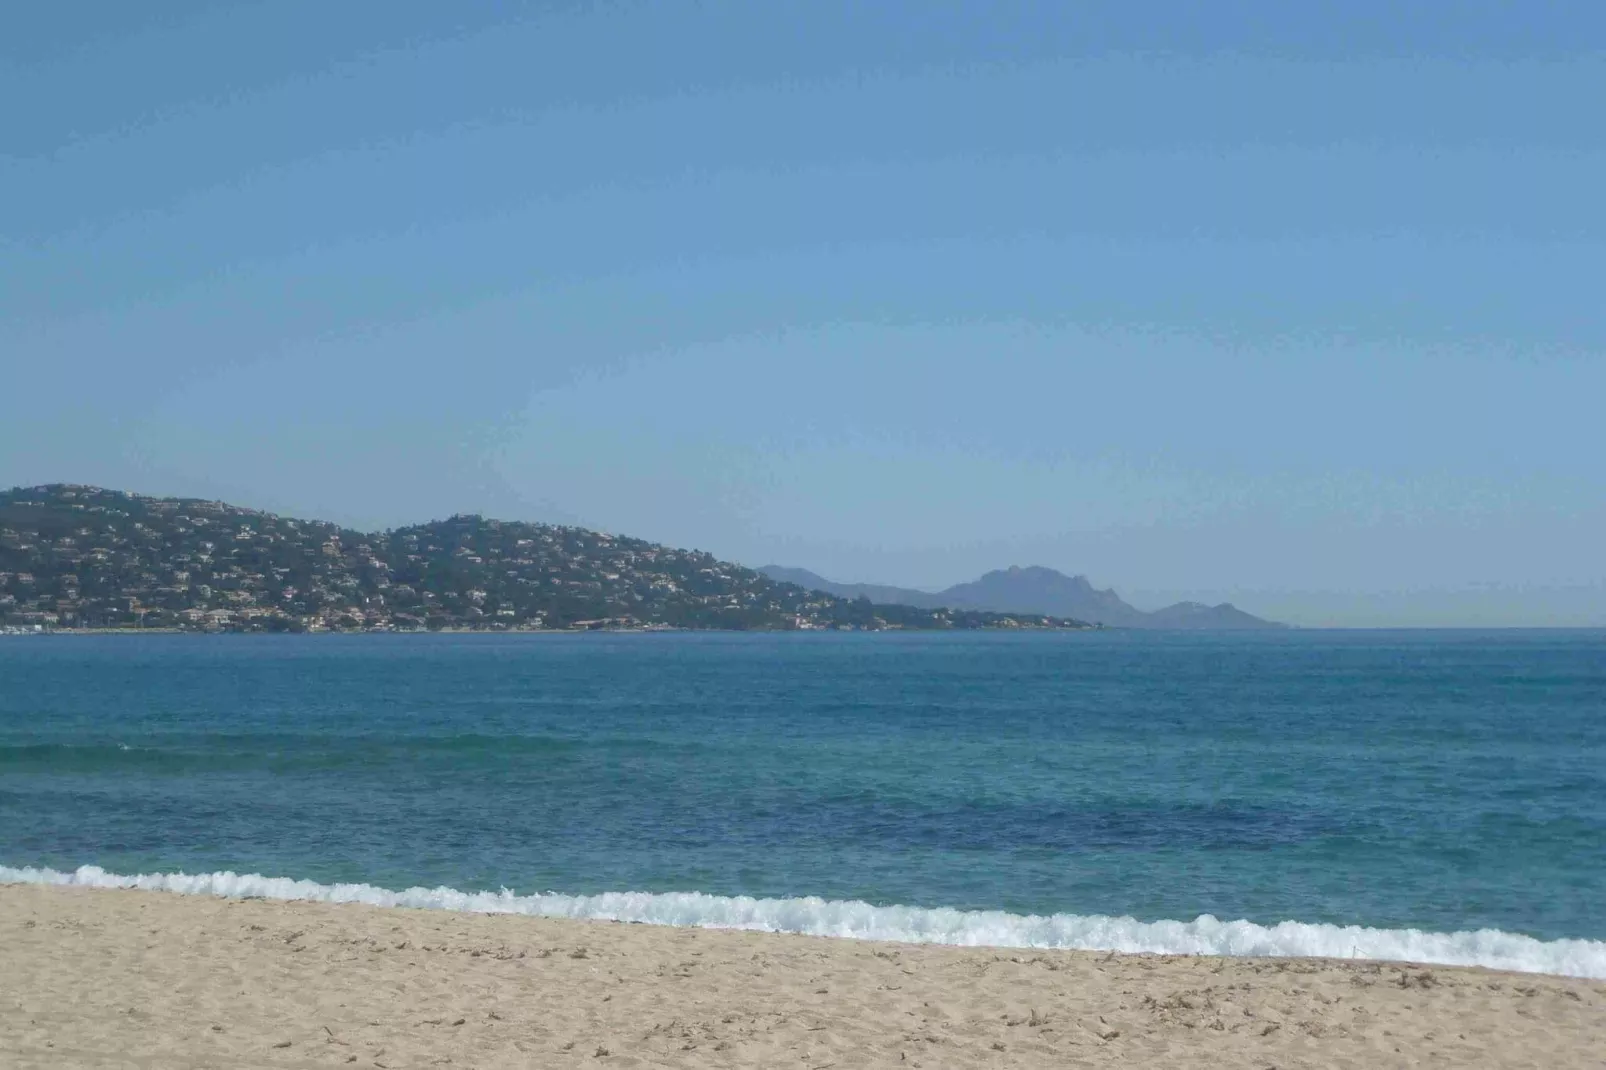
[4,1,1603,626]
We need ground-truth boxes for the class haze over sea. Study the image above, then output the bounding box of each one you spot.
[3,630,1603,978]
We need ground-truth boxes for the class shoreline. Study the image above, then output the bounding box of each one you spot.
[8,626,1602,638]
[12,861,1606,976]
[10,862,1602,980]
[4,884,1603,1069]
[2,624,1099,636]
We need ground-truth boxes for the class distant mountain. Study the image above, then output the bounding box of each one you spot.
[938,566,1148,626]
[1143,600,1283,630]
[756,566,949,610]
[758,563,1285,630]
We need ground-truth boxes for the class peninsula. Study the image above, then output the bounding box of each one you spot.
[0,485,1088,634]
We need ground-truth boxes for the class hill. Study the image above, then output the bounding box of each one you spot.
[756,566,950,610]
[0,485,1090,633]
[1142,600,1284,630]
[758,564,1285,630]
[938,566,1149,626]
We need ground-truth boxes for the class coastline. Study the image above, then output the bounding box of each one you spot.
[4,883,1602,1069]
[2,624,1098,636]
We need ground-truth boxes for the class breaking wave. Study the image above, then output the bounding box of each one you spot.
[4,863,1603,979]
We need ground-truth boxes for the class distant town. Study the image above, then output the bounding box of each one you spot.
[0,485,1091,634]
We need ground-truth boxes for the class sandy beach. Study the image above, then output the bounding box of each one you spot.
[1,884,1601,1069]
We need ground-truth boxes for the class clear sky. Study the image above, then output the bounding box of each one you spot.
[4,1,1603,626]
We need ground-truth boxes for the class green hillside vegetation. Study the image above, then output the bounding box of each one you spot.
[0,485,1090,633]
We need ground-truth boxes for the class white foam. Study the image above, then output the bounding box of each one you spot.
[4,863,1603,979]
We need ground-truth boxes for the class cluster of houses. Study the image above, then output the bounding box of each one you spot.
[0,485,1073,634]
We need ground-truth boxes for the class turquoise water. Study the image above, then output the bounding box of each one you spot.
[2,631,1604,972]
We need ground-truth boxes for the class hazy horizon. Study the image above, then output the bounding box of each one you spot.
[4,3,1602,628]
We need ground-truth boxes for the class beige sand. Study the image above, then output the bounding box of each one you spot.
[2,885,1602,1069]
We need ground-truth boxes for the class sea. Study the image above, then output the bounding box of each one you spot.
[2,630,1604,978]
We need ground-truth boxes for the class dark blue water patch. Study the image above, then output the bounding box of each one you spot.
[1,630,1604,940]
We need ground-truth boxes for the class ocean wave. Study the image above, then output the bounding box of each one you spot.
[4,863,1603,979]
